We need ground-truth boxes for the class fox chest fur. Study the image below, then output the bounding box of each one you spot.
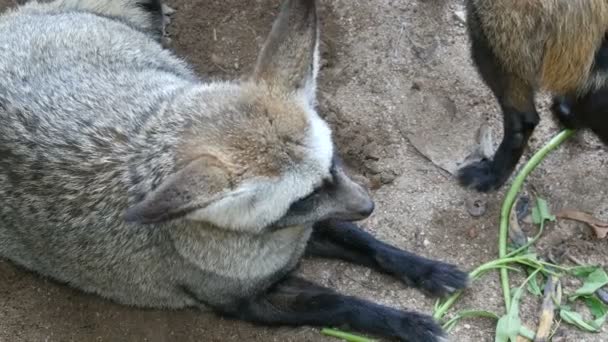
[0,7,313,309]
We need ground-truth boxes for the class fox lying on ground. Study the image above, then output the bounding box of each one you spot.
[0,0,467,341]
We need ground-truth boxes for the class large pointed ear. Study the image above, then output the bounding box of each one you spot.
[124,156,231,224]
[253,0,319,102]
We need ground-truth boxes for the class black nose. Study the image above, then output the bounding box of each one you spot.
[358,201,375,218]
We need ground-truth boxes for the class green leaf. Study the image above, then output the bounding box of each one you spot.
[495,313,513,341]
[531,197,555,224]
[560,309,597,332]
[570,266,600,278]
[585,296,607,318]
[519,326,536,340]
[559,295,608,333]
[434,298,441,311]
[560,308,604,332]
[526,272,544,297]
[585,296,608,328]
[495,286,525,342]
[573,268,608,298]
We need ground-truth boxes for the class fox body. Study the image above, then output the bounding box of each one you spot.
[461,0,608,191]
[0,1,466,341]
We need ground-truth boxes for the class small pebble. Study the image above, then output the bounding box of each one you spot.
[466,197,487,217]
[467,226,478,239]
[379,170,398,185]
[210,53,223,65]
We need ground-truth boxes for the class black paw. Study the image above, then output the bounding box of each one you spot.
[551,96,578,129]
[388,311,447,342]
[415,262,469,297]
[457,158,503,192]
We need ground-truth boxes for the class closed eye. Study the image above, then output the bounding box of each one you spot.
[288,177,328,211]
[289,155,338,210]
[287,188,317,213]
[297,184,323,202]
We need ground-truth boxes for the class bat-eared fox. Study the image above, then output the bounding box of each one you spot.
[0,0,467,341]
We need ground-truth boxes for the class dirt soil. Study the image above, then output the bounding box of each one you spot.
[1,0,607,341]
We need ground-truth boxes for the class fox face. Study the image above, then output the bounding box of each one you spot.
[124,0,373,232]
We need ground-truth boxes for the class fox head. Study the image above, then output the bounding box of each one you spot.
[124,0,374,232]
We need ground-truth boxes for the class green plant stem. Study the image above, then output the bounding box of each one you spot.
[498,129,575,310]
[321,328,375,342]
[442,310,500,331]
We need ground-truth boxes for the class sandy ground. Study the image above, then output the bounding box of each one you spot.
[0,0,607,341]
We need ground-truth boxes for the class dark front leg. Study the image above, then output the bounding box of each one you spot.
[306,220,468,297]
[220,276,445,342]
[459,95,539,192]
[458,9,539,192]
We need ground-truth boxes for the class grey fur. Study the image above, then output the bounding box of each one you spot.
[0,0,360,310]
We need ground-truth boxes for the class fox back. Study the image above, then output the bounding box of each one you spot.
[468,0,608,94]
[0,0,372,310]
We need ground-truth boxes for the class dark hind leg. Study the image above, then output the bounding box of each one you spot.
[219,276,446,342]
[551,94,581,129]
[552,35,608,144]
[458,9,539,192]
[582,87,608,144]
[305,220,468,297]
[552,86,608,145]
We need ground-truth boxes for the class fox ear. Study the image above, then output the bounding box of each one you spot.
[124,156,231,224]
[253,0,319,102]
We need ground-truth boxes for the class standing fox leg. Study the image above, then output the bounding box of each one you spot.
[459,17,539,192]
[552,87,608,145]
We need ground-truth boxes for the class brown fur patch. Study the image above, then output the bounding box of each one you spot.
[504,75,535,112]
[473,0,608,94]
[177,84,311,181]
[540,1,608,94]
